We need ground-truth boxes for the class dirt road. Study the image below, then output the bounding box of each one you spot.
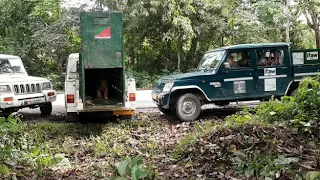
[16,90,260,122]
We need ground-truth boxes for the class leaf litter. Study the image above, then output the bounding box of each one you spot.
[15,111,320,179]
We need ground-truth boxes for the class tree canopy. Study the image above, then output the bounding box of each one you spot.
[0,0,318,89]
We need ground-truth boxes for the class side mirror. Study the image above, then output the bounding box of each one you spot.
[224,62,230,69]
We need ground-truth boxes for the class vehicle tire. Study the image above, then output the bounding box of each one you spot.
[175,93,201,122]
[290,88,297,97]
[66,112,80,122]
[40,102,52,116]
[157,105,171,114]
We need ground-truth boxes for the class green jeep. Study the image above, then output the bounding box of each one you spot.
[151,43,320,121]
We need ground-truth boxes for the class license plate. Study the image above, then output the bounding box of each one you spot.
[21,98,44,105]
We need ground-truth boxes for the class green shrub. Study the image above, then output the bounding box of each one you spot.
[0,114,68,177]
[256,96,295,123]
[254,76,320,135]
[233,153,298,179]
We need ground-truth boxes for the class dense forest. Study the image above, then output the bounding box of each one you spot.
[0,0,319,89]
[1,1,320,179]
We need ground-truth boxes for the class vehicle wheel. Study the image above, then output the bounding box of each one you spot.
[66,112,80,121]
[175,93,201,122]
[290,88,297,97]
[40,102,52,116]
[157,105,171,114]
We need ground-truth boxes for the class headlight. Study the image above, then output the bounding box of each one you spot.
[162,83,174,92]
[42,82,52,90]
[0,85,10,92]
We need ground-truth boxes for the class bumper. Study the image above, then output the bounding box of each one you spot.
[0,90,57,110]
[75,101,135,116]
[151,90,170,109]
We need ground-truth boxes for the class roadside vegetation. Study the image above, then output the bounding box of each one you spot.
[1,77,320,179]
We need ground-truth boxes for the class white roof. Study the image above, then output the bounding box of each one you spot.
[0,54,20,59]
[69,53,79,59]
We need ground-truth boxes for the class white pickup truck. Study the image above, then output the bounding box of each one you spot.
[0,54,57,116]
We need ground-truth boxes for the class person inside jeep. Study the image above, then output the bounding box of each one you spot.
[238,52,251,67]
[267,49,281,65]
[227,55,239,68]
[257,51,267,66]
[0,59,13,73]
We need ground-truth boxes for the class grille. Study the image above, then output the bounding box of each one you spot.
[13,83,42,94]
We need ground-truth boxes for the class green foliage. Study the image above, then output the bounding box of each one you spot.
[252,76,320,135]
[112,156,149,180]
[256,96,295,123]
[305,171,320,180]
[233,153,298,179]
[46,72,64,90]
[225,107,256,125]
[0,114,69,178]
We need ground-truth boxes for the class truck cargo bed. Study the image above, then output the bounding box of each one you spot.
[84,68,124,107]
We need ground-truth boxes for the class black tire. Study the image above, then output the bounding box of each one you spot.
[157,105,171,114]
[290,88,297,97]
[66,112,80,122]
[175,93,201,122]
[40,102,52,116]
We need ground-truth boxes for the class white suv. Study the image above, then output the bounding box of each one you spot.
[0,54,57,116]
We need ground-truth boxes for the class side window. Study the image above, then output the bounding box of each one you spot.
[226,50,251,68]
[256,48,285,67]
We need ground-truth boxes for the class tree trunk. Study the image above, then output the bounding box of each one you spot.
[57,55,63,74]
[187,37,198,67]
[177,29,184,72]
[177,51,180,72]
[315,28,320,49]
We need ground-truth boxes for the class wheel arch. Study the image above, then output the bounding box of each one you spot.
[285,80,300,96]
[170,86,210,104]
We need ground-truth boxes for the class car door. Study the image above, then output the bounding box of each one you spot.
[255,47,291,96]
[220,49,256,98]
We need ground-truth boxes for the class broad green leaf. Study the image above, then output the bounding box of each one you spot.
[131,156,143,167]
[274,155,299,165]
[305,171,320,180]
[0,164,10,176]
[136,165,149,179]
[117,159,130,177]
[131,165,149,180]
[131,166,139,180]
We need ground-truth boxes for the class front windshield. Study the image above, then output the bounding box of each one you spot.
[198,50,226,70]
[0,58,27,74]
